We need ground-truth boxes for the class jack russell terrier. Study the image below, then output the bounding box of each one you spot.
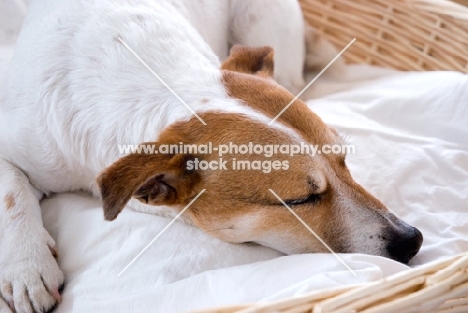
[0,0,423,312]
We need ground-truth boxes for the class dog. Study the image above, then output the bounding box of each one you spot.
[0,0,423,312]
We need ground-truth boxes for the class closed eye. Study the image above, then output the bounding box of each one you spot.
[285,193,322,206]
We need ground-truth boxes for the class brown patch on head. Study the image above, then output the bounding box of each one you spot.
[200,98,210,104]
[152,113,348,253]
[222,46,274,78]
[4,193,15,210]
[221,70,338,149]
[221,46,334,145]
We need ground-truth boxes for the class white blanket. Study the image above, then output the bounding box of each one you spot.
[1,1,467,312]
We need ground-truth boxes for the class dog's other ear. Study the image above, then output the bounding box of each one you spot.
[97,148,201,221]
[221,45,274,77]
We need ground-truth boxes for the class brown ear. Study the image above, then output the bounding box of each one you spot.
[221,45,274,77]
[97,149,201,221]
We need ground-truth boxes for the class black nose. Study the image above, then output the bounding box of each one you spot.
[386,226,423,264]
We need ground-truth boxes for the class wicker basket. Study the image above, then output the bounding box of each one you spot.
[192,1,468,312]
[300,0,468,72]
[196,253,468,313]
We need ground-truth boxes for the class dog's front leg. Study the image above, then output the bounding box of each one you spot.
[0,159,64,313]
[229,0,306,93]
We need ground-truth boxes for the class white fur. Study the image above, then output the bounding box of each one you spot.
[0,0,310,312]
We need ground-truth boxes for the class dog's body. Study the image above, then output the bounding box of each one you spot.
[0,1,422,312]
[0,0,305,194]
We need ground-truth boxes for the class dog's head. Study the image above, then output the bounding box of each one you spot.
[97,46,423,264]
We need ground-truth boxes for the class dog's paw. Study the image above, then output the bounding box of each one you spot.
[0,229,64,313]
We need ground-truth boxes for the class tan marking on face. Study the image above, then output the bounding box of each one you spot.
[4,193,15,210]
[155,112,346,253]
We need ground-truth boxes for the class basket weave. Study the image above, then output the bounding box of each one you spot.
[191,1,468,312]
[196,253,468,313]
[299,0,468,72]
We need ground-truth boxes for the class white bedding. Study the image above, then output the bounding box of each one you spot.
[1,1,468,312]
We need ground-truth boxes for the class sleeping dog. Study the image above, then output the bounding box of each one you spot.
[0,0,423,312]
